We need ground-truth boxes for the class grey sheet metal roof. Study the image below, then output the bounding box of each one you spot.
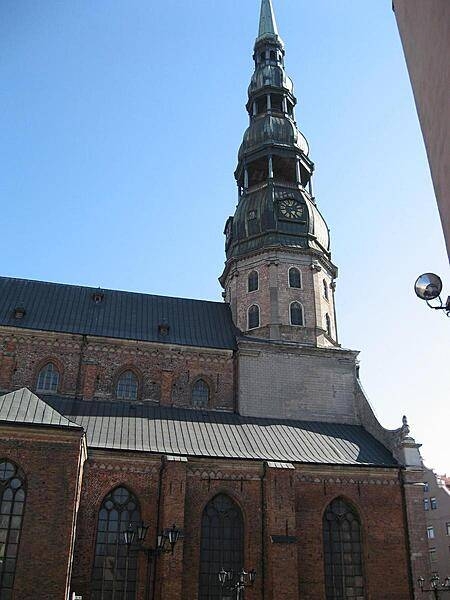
[0,388,81,429]
[40,395,397,467]
[0,276,237,350]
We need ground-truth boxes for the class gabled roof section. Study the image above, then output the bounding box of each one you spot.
[44,396,397,467]
[0,276,237,350]
[0,388,81,429]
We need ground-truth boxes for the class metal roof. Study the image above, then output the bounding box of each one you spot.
[0,388,81,430]
[34,395,396,467]
[0,277,237,350]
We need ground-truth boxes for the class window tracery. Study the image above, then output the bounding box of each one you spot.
[323,498,365,600]
[36,363,59,393]
[0,461,26,599]
[91,486,140,600]
[116,371,138,401]
[192,379,209,408]
[198,494,244,600]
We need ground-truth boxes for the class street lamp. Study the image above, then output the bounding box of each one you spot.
[123,522,183,556]
[418,575,450,598]
[414,273,450,316]
[218,568,256,600]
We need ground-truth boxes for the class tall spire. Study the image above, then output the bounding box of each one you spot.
[257,0,279,40]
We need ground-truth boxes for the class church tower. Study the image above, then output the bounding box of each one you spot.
[220,0,338,348]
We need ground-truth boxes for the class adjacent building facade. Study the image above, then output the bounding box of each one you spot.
[393,0,450,259]
[423,467,450,580]
[0,2,432,599]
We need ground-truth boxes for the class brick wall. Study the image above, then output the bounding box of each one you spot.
[0,424,85,600]
[68,456,412,600]
[223,249,337,347]
[0,328,234,411]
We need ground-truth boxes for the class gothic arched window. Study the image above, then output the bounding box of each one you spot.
[91,486,141,600]
[0,460,26,598]
[116,371,138,401]
[248,271,259,292]
[198,494,244,600]
[325,314,332,337]
[192,379,209,408]
[323,498,365,600]
[36,363,59,393]
[290,302,304,326]
[248,305,260,329]
[289,267,301,289]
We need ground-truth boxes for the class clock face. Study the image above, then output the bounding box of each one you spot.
[279,198,304,220]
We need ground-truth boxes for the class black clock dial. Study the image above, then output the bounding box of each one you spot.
[279,199,303,220]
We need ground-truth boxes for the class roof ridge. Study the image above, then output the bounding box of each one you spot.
[0,275,225,306]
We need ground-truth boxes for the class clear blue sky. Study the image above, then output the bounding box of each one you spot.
[1,1,448,472]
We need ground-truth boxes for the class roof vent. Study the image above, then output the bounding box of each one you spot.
[13,306,26,320]
[92,290,105,304]
[158,322,170,336]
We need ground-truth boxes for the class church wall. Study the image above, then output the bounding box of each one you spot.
[0,327,235,411]
[67,455,412,600]
[237,339,359,423]
[0,424,85,600]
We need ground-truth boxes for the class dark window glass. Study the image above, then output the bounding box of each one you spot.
[270,50,276,61]
[192,380,209,408]
[117,371,138,401]
[326,314,332,337]
[289,267,301,289]
[0,461,26,597]
[323,279,329,300]
[198,494,244,600]
[431,497,437,510]
[248,305,260,329]
[290,302,304,326]
[248,271,258,292]
[271,94,284,112]
[91,487,140,600]
[36,363,59,392]
[323,498,365,600]
[424,498,429,511]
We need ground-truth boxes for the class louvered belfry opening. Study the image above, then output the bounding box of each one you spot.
[323,498,365,600]
[198,494,244,600]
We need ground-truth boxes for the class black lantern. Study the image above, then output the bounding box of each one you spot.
[123,524,136,547]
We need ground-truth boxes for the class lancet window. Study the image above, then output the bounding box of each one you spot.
[36,363,60,393]
[323,498,365,600]
[192,379,210,408]
[198,495,244,600]
[91,487,141,600]
[0,461,26,599]
[248,271,259,292]
[290,302,304,326]
[116,371,138,401]
[248,305,260,329]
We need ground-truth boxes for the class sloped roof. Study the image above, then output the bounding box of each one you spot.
[0,388,81,429]
[0,277,237,350]
[41,395,397,467]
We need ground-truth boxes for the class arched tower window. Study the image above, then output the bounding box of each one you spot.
[192,380,209,408]
[290,302,304,326]
[91,486,141,600]
[323,498,365,600]
[248,271,259,292]
[36,363,59,393]
[323,279,329,300]
[0,460,26,598]
[248,305,260,329]
[198,494,244,600]
[116,371,138,401]
[325,314,332,337]
[289,267,301,289]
